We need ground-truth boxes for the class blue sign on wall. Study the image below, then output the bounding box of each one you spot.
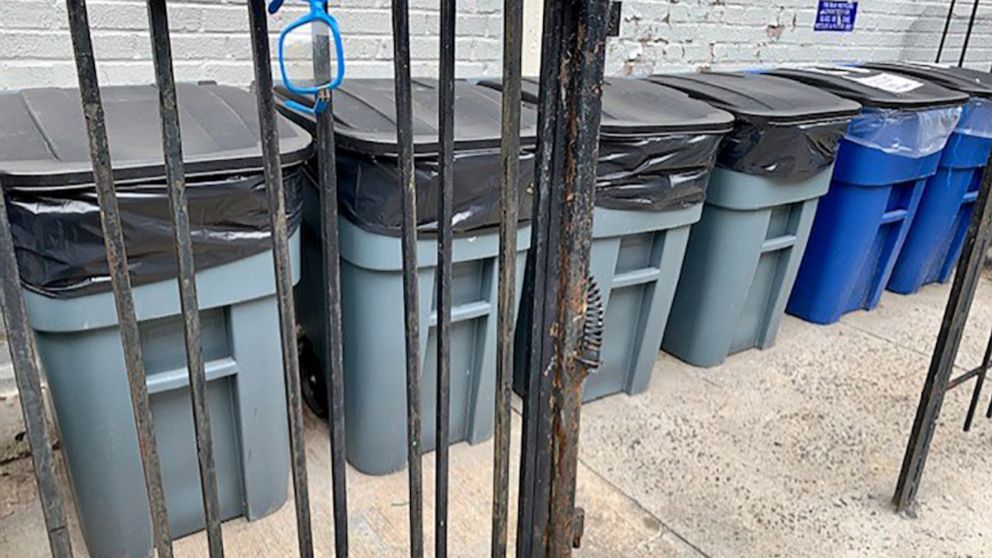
[814,1,858,32]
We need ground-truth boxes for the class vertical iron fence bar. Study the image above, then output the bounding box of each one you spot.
[436,0,456,555]
[517,0,566,554]
[318,91,351,558]
[959,0,980,66]
[963,325,992,430]
[938,0,958,63]
[312,6,350,555]
[516,0,609,554]
[491,0,523,556]
[894,150,992,515]
[246,2,315,555]
[144,2,225,555]
[65,2,174,555]
[0,185,73,557]
[985,327,992,418]
[390,0,425,555]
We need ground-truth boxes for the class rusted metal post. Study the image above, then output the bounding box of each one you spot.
[894,149,992,516]
[65,1,174,555]
[516,0,610,555]
[144,2,225,555]
[246,1,315,555]
[516,1,565,554]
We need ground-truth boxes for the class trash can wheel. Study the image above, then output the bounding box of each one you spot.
[297,333,329,418]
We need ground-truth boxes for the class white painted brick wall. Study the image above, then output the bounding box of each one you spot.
[608,0,992,75]
[1,1,992,89]
[0,0,505,89]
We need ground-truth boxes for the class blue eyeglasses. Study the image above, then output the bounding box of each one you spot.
[269,0,345,115]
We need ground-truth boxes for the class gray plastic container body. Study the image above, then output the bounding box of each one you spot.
[664,168,833,368]
[582,204,702,401]
[295,181,530,476]
[23,235,300,558]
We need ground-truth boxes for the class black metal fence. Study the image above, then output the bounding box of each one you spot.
[893,142,992,516]
[0,0,609,557]
[935,0,988,69]
[13,0,992,554]
[892,0,992,516]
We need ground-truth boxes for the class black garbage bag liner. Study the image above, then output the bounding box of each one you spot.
[5,168,305,298]
[332,129,723,230]
[595,133,723,211]
[717,118,852,180]
[333,148,537,235]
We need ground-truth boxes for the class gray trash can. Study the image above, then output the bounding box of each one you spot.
[480,77,734,401]
[278,79,537,475]
[0,84,310,558]
[649,73,862,368]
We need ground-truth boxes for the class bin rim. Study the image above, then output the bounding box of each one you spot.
[275,78,540,157]
[0,83,313,189]
[648,72,863,127]
[767,65,971,111]
[861,61,992,99]
[477,76,736,137]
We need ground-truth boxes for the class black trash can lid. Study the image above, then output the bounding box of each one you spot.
[648,72,862,126]
[0,83,312,189]
[861,62,992,99]
[478,77,734,137]
[276,78,540,156]
[767,65,970,110]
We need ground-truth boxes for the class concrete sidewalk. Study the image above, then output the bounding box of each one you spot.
[2,270,991,557]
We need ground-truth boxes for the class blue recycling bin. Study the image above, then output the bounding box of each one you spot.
[863,63,992,294]
[770,66,968,324]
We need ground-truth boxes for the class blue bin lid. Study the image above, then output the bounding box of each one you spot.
[276,78,539,156]
[861,62,992,99]
[648,72,862,126]
[0,83,312,189]
[767,65,970,110]
[478,77,735,137]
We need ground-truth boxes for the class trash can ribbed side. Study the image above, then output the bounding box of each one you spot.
[296,208,530,475]
[787,141,940,323]
[889,133,992,293]
[582,205,701,402]
[24,237,300,558]
[664,168,831,367]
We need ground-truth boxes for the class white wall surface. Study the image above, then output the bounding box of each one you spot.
[607,0,992,75]
[1,0,991,90]
[0,0,505,89]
